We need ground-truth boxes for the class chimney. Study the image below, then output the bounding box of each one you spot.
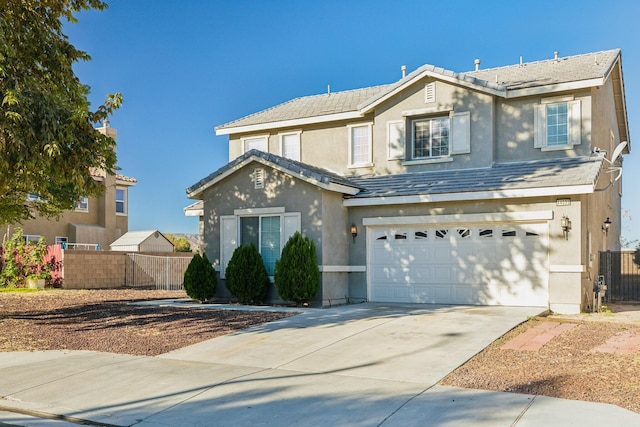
[554,51,559,62]
[401,65,407,78]
[474,59,480,71]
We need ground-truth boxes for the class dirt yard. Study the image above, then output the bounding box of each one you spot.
[441,305,640,414]
[0,289,293,356]
[1,289,638,413]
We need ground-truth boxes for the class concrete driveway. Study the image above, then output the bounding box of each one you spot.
[1,303,639,426]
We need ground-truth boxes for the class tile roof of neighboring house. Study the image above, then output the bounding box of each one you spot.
[346,155,605,199]
[216,85,391,131]
[216,49,621,133]
[187,149,364,197]
[116,173,137,184]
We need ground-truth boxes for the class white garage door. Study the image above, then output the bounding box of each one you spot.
[369,223,549,307]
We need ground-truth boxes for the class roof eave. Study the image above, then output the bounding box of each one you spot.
[215,111,364,136]
[343,184,595,207]
[504,78,605,98]
[187,154,361,199]
[359,68,506,114]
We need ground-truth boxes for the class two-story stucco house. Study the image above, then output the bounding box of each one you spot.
[187,49,629,314]
[7,121,136,249]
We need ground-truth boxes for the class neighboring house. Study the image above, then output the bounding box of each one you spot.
[7,122,136,249]
[187,49,630,314]
[110,230,174,253]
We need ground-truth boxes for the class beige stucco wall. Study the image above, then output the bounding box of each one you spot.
[6,168,129,249]
[495,89,593,163]
[228,78,497,177]
[202,161,353,304]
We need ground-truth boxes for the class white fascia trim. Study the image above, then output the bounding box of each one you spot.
[184,209,203,217]
[344,185,594,207]
[187,155,361,198]
[402,105,453,116]
[235,207,285,216]
[363,210,553,227]
[359,71,505,113]
[319,265,367,273]
[505,78,604,98]
[215,111,364,136]
[550,265,585,273]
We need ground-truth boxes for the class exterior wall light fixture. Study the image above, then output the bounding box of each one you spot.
[561,215,572,240]
[350,224,358,243]
[602,217,612,235]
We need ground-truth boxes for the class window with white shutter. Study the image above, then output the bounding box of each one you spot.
[534,99,581,150]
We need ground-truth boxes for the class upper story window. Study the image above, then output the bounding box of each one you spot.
[116,187,127,215]
[348,123,372,167]
[546,103,568,146]
[412,116,450,158]
[75,196,88,212]
[243,135,268,153]
[280,132,301,161]
[534,98,581,150]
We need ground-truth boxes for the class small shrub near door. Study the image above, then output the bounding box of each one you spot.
[274,232,320,306]
[225,244,269,304]
[183,253,216,303]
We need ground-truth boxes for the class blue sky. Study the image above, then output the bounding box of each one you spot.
[65,0,639,244]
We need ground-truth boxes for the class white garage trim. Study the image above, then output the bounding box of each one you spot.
[363,210,553,227]
[550,265,585,273]
[343,186,592,207]
[319,265,367,273]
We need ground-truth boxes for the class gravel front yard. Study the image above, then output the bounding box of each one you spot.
[0,289,293,356]
[1,289,639,413]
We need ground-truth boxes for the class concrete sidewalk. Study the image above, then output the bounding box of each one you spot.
[1,303,639,426]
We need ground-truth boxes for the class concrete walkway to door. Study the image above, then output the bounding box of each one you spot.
[1,303,639,426]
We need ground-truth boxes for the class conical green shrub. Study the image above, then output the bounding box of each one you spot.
[274,232,320,305]
[225,243,269,304]
[183,252,216,303]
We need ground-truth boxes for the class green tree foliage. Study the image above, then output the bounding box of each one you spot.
[183,252,216,303]
[0,227,53,288]
[0,0,122,224]
[225,244,269,304]
[165,233,192,252]
[274,232,320,305]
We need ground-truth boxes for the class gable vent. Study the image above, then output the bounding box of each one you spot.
[424,82,436,103]
[254,168,265,189]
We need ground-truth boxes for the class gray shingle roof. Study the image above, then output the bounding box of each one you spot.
[215,49,620,132]
[346,155,604,199]
[189,152,603,200]
[216,85,391,130]
[463,49,620,90]
[187,149,363,196]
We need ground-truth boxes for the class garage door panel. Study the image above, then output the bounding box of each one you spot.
[369,224,549,307]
